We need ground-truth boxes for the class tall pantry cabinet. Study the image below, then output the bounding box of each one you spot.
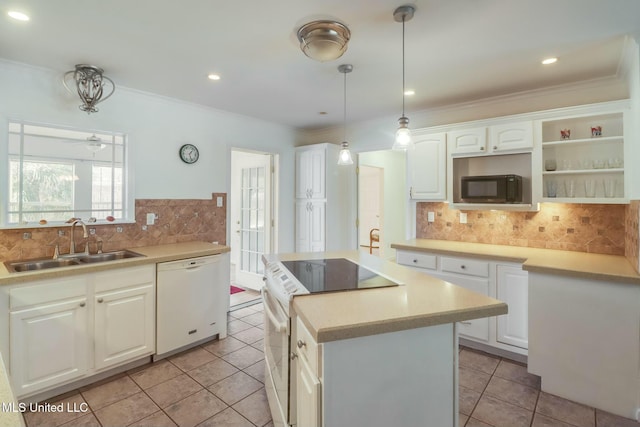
[295,143,353,252]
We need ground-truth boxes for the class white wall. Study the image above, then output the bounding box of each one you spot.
[0,60,298,252]
[358,150,406,260]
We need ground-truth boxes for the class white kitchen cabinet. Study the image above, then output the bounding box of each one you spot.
[295,143,352,252]
[539,105,628,203]
[296,147,326,200]
[292,315,457,427]
[5,265,156,398]
[496,264,528,349]
[296,200,326,253]
[490,121,533,153]
[395,249,528,357]
[448,127,487,155]
[94,266,155,370]
[408,131,447,200]
[10,286,89,396]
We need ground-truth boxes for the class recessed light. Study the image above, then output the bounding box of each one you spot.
[207,74,220,81]
[8,11,30,21]
[542,57,558,65]
[404,89,415,96]
[318,112,328,115]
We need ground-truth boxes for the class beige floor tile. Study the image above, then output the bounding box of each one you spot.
[24,394,89,427]
[146,374,203,408]
[197,407,255,427]
[243,359,266,384]
[536,392,595,427]
[232,327,264,345]
[494,359,541,390]
[459,414,469,427]
[202,336,247,357]
[208,371,264,405]
[81,375,141,410]
[459,365,492,393]
[230,307,259,319]
[129,359,183,389]
[228,319,253,335]
[465,418,493,427]
[221,345,264,369]
[187,358,239,387]
[232,388,272,427]
[164,389,227,427]
[128,410,178,427]
[262,421,274,427]
[250,338,264,350]
[472,394,533,427]
[94,392,159,427]
[59,412,100,427]
[459,348,500,375]
[170,347,218,372]
[532,413,577,427]
[595,409,640,427]
[484,376,539,410]
[459,386,481,416]
[240,312,264,326]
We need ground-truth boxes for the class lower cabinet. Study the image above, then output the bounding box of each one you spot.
[296,351,322,427]
[396,250,529,356]
[5,265,155,398]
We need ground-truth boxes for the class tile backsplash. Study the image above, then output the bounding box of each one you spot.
[416,202,627,256]
[0,194,227,261]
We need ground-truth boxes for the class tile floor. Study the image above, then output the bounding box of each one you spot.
[229,288,261,310]
[23,302,640,427]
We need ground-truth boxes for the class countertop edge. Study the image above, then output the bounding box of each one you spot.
[0,242,230,286]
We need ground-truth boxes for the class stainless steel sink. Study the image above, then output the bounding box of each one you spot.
[4,250,145,273]
[76,250,144,263]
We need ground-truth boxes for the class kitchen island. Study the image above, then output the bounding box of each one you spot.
[265,250,507,427]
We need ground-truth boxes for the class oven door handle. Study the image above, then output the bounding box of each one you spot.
[261,287,288,333]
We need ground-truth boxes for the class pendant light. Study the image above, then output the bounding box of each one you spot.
[392,5,415,151]
[337,64,354,165]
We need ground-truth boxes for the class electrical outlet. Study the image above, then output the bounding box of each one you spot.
[22,232,31,240]
[427,212,435,223]
[89,228,96,235]
[146,213,155,225]
[460,212,468,224]
[116,226,123,233]
[58,230,65,237]
[217,196,223,207]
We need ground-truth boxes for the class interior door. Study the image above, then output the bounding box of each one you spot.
[231,151,272,290]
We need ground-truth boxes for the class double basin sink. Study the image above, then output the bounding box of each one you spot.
[4,250,144,273]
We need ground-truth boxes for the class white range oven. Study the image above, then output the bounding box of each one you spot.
[262,257,400,427]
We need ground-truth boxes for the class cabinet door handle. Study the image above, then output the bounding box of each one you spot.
[297,340,306,349]
[291,353,298,360]
[493,146,498,150]
[79,302,86,307]
[479,146,485,151]
[460,265,466,270]
[413,259,418,263]
[97,298,104,303]
[459,321,472,325]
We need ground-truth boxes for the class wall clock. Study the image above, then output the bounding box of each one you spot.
[179,144,199,164]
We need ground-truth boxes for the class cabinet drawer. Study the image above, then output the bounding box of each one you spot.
[10,277,87,309]
[296,317,319,375]
[441,257,488,278]
[396,251,437,270]
[94,265,154,293]
[458,317,489,342]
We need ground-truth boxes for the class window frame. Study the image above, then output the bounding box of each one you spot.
[1,118,135,229]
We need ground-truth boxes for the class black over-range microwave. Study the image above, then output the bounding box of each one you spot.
[460,174,523,203]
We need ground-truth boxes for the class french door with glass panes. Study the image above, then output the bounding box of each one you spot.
[232,152,272,290]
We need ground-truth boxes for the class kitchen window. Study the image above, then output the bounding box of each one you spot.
[2,120,132,227]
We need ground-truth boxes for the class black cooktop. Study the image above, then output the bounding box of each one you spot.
[281,258,399,294]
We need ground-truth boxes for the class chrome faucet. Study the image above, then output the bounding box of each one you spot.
[70,219,89,255]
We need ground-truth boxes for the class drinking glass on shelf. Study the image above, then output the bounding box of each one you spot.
[584,179,596,198]
[579,159,592,170]
[544,160,557,171]
[593,159,606,169]
[546,180,557,198]
[562,159,573,170]
[564,179,576,198]
[604,179,617,198]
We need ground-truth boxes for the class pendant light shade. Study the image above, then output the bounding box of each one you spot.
[337,64,354,165]
[392,5,415,151]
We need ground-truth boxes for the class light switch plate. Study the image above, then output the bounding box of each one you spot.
[146,213,155,225]
[427,212,435,223]
[460,212,467,224]
[216,196,223,207]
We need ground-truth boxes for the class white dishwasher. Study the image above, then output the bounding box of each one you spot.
[156,253,229,359]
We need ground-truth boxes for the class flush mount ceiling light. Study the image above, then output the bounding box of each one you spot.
[542,57,558,65]
[207,73,221,80]
[392,5,415,151]
[297,20,351,62]
[8,11,30,21]
[337,64,354,166]
[63,64,115,114]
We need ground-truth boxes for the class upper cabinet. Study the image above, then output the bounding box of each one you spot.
[449,127,487,155]
[296,147,326,200]
[539,105,628,203]
[449,122,533,157]
[408,132,447,200]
